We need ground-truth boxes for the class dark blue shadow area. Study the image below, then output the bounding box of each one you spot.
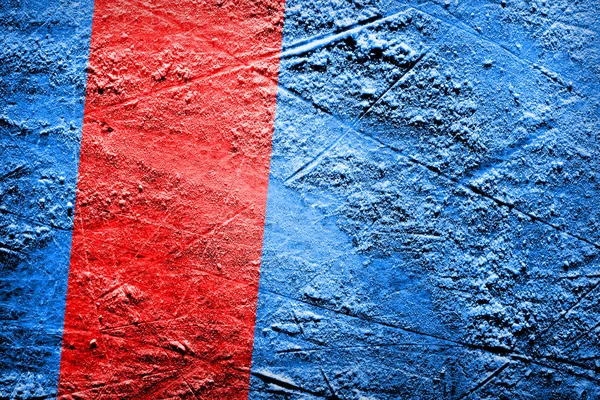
[0,0,93,397]
[251,0,600,399]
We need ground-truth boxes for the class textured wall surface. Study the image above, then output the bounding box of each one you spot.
[1,0,599,399]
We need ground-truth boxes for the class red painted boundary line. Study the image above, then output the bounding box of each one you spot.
[58,1,285,398]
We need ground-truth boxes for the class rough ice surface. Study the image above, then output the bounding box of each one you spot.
[1,0,599,398]
[250,0,600,399]
[0,0,93,398]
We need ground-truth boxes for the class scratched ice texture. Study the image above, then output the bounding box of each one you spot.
[250,0,600,399]
[1,0,599,399]
[0,0,93,398]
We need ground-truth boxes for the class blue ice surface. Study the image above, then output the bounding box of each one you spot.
[251,0,599,398]
[0,0,94,397]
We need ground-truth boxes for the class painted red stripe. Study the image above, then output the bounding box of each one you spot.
[58,1,284,398]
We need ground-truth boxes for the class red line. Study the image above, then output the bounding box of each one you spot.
[58,0,284,398]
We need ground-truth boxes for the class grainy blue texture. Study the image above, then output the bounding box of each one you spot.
[251,0,600,398]
[0,0,93,397]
